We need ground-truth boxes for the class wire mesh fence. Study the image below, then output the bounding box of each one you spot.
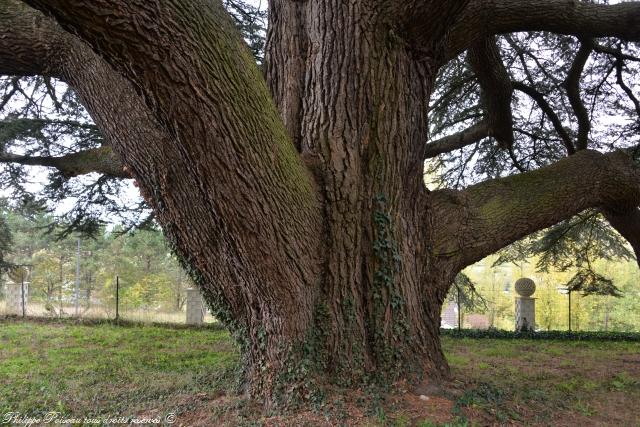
[0,274,217,325]
[2,269,637,331]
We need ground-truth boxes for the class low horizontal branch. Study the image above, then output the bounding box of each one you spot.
[430,150,640,268]
[0,146,126,178]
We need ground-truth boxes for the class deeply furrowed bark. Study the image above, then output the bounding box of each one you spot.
[265,0,450,388]
[14,0,324,400]
[5,0,640,408]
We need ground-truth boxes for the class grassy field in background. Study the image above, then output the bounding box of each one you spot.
[0,319,639,426]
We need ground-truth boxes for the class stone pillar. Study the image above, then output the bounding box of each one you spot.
[514,278,536,332]
[4,282,28,316]
[441,301,459,329]
[186,288,204,325]
[4,267,30,316]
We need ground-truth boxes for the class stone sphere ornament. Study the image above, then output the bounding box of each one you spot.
[514,277,536,297]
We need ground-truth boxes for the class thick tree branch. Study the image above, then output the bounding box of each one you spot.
[447,0,640,60]
[602,207,640,267]
[445,36,640,269]
[0,1,64,77]
[0,4,169,173]
[14,0,325,362]
[430,150,640,269]
[0,4,126,179]
[565,39,593,151]
[391,0,470,54]
[467,36,514,149]
[424,37,515,159]
[0,146,126,178]
[22,0,305,173]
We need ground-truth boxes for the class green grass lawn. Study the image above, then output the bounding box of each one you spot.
[0,320,237,420]
[443,338,640,426]
[1,319,639,426]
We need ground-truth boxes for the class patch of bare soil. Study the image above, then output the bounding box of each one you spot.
[158,385,459,426]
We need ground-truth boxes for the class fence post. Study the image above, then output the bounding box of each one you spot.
[21,275,25,318]
[115,276,119,322]
[75,239,81,317]
[457,286,462,331]
[568,290,572,332]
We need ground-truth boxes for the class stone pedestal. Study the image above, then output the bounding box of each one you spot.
[441,301,459,329]
[514,277,536,332]
[4,282,28,315]
[186,288,204,325]
[515,297,535,332]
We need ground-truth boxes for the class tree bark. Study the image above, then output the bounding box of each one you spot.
[10,0,324,400]
[431,150,640,271]
[602,208,640,267]
[4,0,640,408]
[446,0,640,60]
[467,37,514,149]
[265,0,450,388]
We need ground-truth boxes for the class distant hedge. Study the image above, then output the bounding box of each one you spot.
[440,328,640,342]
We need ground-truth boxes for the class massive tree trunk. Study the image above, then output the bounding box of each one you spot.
[3,0,640,407]
[264,0,459,394]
